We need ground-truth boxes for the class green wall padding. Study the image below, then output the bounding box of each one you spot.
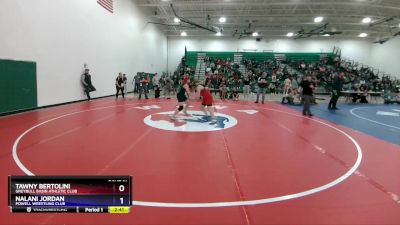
[0,59,37,114]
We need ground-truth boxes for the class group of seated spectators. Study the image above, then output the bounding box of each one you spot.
[180,57,302,101]
[291,58,399,92]
[289,57,400,103]
[171,54,399,104]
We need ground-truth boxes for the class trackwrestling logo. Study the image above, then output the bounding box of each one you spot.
[143,111,238,132]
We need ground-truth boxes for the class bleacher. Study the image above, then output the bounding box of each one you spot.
[185,51,336,73]
[179,50,398,97]
[186,52,335,67]
[178,51,337,94]
[183,51,337,84]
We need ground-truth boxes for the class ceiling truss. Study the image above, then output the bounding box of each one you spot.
[137,0,400,40]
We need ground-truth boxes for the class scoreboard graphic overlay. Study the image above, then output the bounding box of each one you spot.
[8,176,132,213]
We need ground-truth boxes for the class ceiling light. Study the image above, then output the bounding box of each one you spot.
[219,17,226,23]
[362,17,371,23]
[216,32,222,36]
[174,17,180,23]
[359,33,368,37]
[181,31,187,36]
[314,16,324,23]
[322,34,330,37]
[252,32,259,37]
[287,32,294,37]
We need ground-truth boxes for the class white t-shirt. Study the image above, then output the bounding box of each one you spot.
[152,76,160,86]
[284,78,292,88]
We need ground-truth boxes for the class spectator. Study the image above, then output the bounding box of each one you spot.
[283,76,292,96]
[300,74,314,117]
[152,73,161,98]
[81,69,96,100]
[159,75,166,89]
[328,72,343,110]
[220,82,228,100]
[164,76,173,99]
[255,72,268,104]
[268,82,276,95]
[145,74,151,94]
[282,87,294,105]
[359,84,369,103]
[123,74,127,94]
[205,73,211,87]
[138,73,149,100]
[133,73,141,93]
[352,84,369,103]
[232,86,239,101]
[243,74,251,99]
[271,72,278,94]
[115,73,125,99]
[152,73,160,92]
[291,76,299,99]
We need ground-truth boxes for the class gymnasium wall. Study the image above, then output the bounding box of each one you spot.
[167,37,372,73]
[0,0,167,107]
[369,38,400,79]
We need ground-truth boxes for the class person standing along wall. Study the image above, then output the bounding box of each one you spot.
[138,73,149,100]
[115,73,125,99]
[133,73,141,93]
[81,69,96,100]
[122,74,127,95]
[145,74,151,94]
[152,73,160,90]
[152,73,160,98]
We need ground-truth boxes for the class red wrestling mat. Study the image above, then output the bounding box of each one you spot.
[1,98,400,224]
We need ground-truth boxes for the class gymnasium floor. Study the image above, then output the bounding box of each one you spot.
[1,96,400,224]
[287,102,400,145]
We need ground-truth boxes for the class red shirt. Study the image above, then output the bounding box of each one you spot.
[200,89,213,105]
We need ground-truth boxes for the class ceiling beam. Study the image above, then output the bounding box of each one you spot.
[152,21,393,29]
[148,13,386,19]
[136,1,400,11]
[165,34,375,39]
[161,28,386,34]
